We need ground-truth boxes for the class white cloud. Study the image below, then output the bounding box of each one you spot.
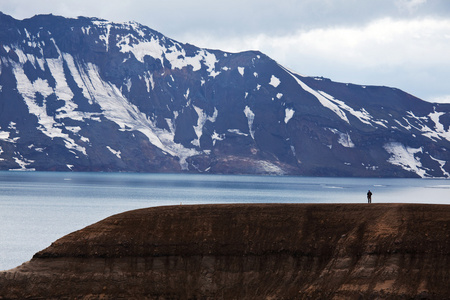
[395,0,428,14]
[426,95,450,104]
[181,17,450,101]
[185,17,450,68]
[293,18,450,68]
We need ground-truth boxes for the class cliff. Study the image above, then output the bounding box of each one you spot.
[1,204,450,299]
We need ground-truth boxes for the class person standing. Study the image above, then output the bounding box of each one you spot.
[367,190,372,203]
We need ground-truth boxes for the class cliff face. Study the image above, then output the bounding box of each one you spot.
[1,204,450,299]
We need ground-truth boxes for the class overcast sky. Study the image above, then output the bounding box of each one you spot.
[1,0,450,103]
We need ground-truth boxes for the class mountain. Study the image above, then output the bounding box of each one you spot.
[0,12,449,177]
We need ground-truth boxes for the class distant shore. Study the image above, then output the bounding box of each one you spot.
[1,203,450,299]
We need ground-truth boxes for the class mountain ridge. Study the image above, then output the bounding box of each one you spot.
[0,12,449,177]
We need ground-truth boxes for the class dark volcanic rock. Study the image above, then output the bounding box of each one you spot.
[1,204,450,299]
[0,12,450,177]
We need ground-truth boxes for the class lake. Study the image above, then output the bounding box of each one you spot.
[1,171,449,270]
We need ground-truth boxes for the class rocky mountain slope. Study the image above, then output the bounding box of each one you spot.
[1,12,449,177]
[1,204,450,299]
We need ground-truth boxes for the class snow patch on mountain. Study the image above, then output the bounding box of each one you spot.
[77,62,199,169]
[11,55,87,155]
[65,126,81,134]
[328,128,355,148]
[384,142,426,177]
[211,131,225,146]
[11,156,35,171]
[429,111,445,131]
[284,108,294,124]
[92,20,112,52]
[117,36,164,64]
[142,72,155,92]
[81,26,91,35]
[244,106,255,139]
[269,75,280,88]
[238,67,245,77]
[123,78,132,93]
[282,67,349,123]
[227,129,248,136]
[166,45,202,71]
[110,20,221,77]
[426,110,450,142]
[62,53,92,102]
[319,92,374,126]
[393,110,450,142]
[394,119,411,131]
[0,129,19,143]
[0,131,9,141]
[192,106,218,147]
[202,50,220,77]
[106,146,121,159]
[429,155,450,177]
[281,66,389,128]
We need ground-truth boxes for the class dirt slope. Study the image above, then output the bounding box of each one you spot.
[1,203,450,299]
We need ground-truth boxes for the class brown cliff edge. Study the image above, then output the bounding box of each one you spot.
[1,203,450,299]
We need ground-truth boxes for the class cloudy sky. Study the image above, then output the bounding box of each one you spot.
[1,0,450,103]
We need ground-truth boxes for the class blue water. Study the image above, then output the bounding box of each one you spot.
[0,171,449,270]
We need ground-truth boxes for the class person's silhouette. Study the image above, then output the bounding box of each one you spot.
[367,190,372,203]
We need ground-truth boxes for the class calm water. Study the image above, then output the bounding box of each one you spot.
[0,171,449,270]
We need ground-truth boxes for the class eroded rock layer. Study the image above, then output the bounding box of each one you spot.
[1,204,450,299]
